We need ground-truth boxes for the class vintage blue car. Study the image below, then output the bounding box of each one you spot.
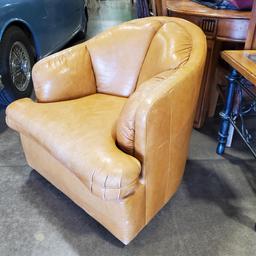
[0,0,88,104]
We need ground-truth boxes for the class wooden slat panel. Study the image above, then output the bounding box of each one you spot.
[245,0,256,49]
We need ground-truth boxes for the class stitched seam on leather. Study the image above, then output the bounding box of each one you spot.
[144,102,149,222]
[95,178,138,200]
[91,178,138,190]
[85,45,98,92]
[165,92,173,201]
[103,175,109,200]
[135,21,164,89]
[90,169,96,193]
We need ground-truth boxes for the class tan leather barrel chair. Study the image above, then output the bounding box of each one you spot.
[6,17,206,244]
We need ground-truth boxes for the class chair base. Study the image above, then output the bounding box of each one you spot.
[20,134,146,245]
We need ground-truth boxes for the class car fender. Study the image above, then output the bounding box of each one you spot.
[0,18,41,59]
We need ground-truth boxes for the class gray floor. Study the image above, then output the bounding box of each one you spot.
[1,1,256,255]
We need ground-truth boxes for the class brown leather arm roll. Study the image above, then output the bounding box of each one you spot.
[32,43,96,103]
[135,63,206,220]
[135,66,202,161]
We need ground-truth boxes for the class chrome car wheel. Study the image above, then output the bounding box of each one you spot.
[9,41,31,92]
[0,26,35,105]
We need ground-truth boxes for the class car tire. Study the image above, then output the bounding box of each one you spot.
[0,26,35,105]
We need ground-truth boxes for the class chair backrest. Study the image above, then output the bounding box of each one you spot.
[85,17,194,97]
[86,20,162,97]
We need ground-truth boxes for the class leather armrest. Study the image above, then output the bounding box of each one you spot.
[116,67,199,157]
[135,65,205,219]
[134,66,201,162]
[32,43,96,103]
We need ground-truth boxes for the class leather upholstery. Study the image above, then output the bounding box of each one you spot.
[137,21,192,86]
[20,134,146,244]
[6,94,141,200]
[32,44,96,103]
[85,20,162,97]
[116,71,176,154]
[6,17,207,244]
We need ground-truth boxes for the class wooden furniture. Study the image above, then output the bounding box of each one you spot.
[245,0,256,49]
[150,0,167,15]
[222,50,256,84]
[166,0,251,128]
[217,50,256,157]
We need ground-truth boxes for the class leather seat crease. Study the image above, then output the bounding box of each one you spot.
[6,94,141,200]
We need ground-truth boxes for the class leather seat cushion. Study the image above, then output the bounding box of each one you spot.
[6,94,141,200]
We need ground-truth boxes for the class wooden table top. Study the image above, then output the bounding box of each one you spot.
[166,0,251,19]
[222,50,256,85]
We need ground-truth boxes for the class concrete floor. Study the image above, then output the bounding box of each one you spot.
[1,1,256,255]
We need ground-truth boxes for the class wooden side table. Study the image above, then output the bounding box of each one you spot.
[166,0,251,128]
[217,50,256,157]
